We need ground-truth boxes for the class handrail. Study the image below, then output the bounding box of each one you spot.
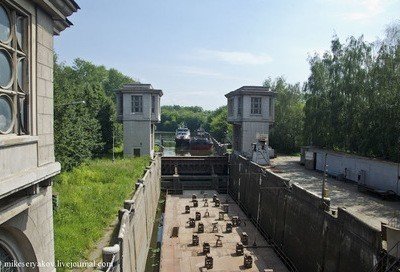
[369,240,400,272]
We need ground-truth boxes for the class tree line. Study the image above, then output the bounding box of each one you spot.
[54,22,399,171]
[269,23,400,162]
[54,57,133,171]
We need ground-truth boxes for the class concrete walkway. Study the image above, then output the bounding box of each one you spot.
[270,156,400,229]
[160,190,288,272]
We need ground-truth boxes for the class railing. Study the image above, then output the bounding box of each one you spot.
[100,156,161,272]
[369,241,400,272]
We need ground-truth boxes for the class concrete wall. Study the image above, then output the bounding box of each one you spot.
[123,121,152,157]
[102,155,161,272]
[0,1,77,270]
[229,154,382,272]
[303,147,400,196]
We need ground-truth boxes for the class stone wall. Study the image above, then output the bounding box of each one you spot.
[102,155,161,272]
[229,154,382,272]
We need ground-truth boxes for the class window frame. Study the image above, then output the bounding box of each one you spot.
[131,95,143,113]
[228,98,234,116]
[237,96,242,117]
[0,1,31,136]
[151,95,155,114]
[250,97,262,115]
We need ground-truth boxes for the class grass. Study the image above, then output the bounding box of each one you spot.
[53,156,150,267]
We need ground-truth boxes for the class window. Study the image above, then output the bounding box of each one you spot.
[228,98,234,116]
[251,97,262,115]
[269,97,273,117]
[131,95,142,113]
[0,243,17,272]
[0,4,29,135]
[118,94,123,115]
[151,95,155,114]
[237,96,242,116]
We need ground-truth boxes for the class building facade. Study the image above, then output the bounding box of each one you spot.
[226,86,275,156]
[116,83,162,158]
[0,0,78,271]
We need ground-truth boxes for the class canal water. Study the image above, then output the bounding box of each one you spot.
[162,146,214,157]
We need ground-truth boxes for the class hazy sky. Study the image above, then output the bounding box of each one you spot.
[55,0,400,110]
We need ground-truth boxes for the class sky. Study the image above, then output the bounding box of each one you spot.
[55,0,400,110]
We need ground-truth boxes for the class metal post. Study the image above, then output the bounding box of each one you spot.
[322,153,327,198]
[112,127,115,163]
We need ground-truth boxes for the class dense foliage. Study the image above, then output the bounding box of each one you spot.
[264,77,305,154]
[303,23,400,161]
[54,57,133,171]
[157,105,231,142]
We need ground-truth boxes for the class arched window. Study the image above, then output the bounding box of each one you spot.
[0,3,29,135]
[0,242,18,272]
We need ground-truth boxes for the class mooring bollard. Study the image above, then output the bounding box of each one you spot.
[102,244,120,272]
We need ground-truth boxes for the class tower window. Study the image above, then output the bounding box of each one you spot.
[251,97,261,115]
[131,95,142,113]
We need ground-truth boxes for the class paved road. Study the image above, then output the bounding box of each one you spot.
[270,156,400,229]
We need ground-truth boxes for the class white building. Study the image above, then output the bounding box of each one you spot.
[0,0,78,270]
[116,83,162,158]
[226,86,275,157]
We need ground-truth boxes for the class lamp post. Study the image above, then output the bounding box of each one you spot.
[322,153,328,199]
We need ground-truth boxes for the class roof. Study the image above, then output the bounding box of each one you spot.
[225,86,275,98]
[116,83,164,96]
[33,0,80,35]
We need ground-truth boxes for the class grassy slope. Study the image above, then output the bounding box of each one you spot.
[53,156,149,265]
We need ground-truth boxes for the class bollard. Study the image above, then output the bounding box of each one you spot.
[198,222,204,233]
[236,242,244,256]
[214,198,220,207]
[204,209,210,218]
[226,222,232,233]
[213,194,217,202]
[241,232,248,245]
[123,200,135,213]
[215,235,223,247]
[205,254,213,269]
[187,218,195,228]
[195,211,201,221]
[244,254,253,268]
[232,216,239,227]
[212,222,218,233]
[219,211,225,221]
[185,205,190,214]
[203,242,210,254]
[192,234,199,246]
[102,244,120,272]
[193,199,198,207]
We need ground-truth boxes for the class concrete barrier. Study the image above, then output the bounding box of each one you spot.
[229,154,382,272]
[101,155,161,272]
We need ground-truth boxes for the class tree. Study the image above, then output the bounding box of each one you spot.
[265,77,305,154]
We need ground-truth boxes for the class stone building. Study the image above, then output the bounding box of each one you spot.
[0,0,78,271]
[226,86,275,156]
[116,83,162,158]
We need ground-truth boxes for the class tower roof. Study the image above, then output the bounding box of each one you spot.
[116,83,163,96]
[225,86,275,98]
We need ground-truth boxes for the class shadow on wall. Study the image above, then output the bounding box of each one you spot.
[228,153,382,272]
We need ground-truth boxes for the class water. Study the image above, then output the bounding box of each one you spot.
[162,146,213,157]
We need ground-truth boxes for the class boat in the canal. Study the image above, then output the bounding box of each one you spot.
[190,127,213,151]
[175,127,191,148]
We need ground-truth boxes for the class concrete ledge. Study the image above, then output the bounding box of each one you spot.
[0,162,61,198]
